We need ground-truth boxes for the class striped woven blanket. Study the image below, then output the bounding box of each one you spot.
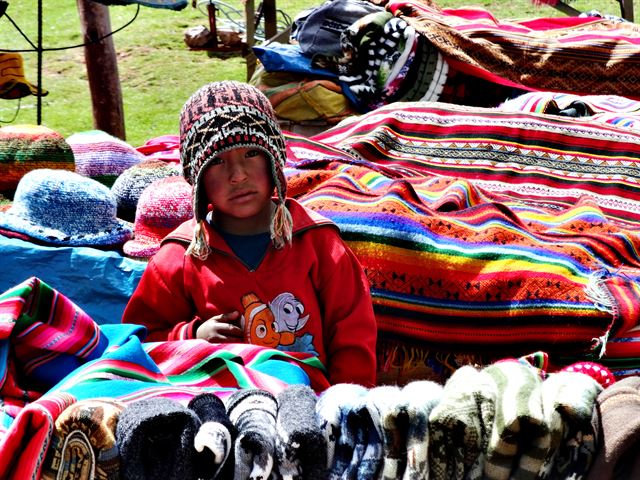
[0,277,329,480]
[388,0,640,99]
[285,102,640,363]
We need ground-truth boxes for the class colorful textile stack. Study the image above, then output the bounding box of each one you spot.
[67,130,144,187]
[0,169,133,248]
[0,124,74,197]
[388,1,640,99]
[288,103,640,363]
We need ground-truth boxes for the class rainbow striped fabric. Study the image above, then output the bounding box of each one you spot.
[284,101,640,376]
[0,277,329,480]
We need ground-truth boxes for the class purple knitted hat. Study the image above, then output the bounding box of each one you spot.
[67,129,144,187]
[179,80,292,259]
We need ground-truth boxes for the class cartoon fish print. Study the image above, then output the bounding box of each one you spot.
[270,292,310,334]
[241,292,295,348]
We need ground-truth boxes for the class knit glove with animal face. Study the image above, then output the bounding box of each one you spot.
[226,388,278,480]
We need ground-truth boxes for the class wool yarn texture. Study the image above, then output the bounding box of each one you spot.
[0,124,74,196]
[586,376,640,480]
[0,168,132,247]
[428,365,497,480]
[401,380,444,480]
[188,393,236,480]
[123,176,194,258]
[538,371,602,480]
[225,388,278,480]
[178,80,292,259]
[41,398,125,480]
[115,396,200,480]
[275,384,327,480]
[364,385,408,480]
[483,360,550,480]
[315,383,368,473]
[67,130,144,187]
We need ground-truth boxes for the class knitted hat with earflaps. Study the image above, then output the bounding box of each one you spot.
[179,80,292,260]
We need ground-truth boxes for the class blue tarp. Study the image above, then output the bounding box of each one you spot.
[0,235,147,325]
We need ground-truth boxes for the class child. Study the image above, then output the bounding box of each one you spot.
[122,81,377,387]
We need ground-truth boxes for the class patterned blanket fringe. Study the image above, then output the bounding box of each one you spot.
[585,269,616,359]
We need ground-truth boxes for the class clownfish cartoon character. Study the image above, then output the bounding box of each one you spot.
[241,293,295,349]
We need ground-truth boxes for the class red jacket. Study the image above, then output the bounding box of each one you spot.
[122,198,377,387]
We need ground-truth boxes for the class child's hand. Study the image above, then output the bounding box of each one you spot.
[196,311,244,343]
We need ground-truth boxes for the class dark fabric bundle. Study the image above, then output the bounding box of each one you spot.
[115,396,200,480]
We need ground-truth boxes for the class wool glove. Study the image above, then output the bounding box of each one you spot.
[226,388,278,480]
[275,384,327,480]
[115,396,200,480]
[188,393,237,480]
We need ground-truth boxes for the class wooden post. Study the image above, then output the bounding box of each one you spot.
[76,0,126,140]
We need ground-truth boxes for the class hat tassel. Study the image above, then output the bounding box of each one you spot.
[186,219,211,260]
[271,202,293,249]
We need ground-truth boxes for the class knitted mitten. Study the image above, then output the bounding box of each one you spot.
[483,360,549,480]
[115,396,200,480]
[428,365,497,480]
[226,388,278,480]
[401,380,443,480]
[188,393,237,480]
[365,385,407,480]
[275,384,327,480]
[315,383,368,473]
[538,371,602,480]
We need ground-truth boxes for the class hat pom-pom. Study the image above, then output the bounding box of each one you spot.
[271,202,292,249]
[186,219,211,260]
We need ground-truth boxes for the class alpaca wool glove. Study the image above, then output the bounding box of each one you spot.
[226,388,278,480]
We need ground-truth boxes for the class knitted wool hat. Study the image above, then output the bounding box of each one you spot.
[41,398,126,480]
[111,158,181,222]
[0,169,133,247]
[116,396,201,480]
[179,80,292,259]
[0,124,74,197]
[225,388,278,480]
[67,130,144,187]
[188,393,237,480]
[0,53,47,99]
[123,176,194,258]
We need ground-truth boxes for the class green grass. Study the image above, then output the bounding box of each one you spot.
[0,0,632,146]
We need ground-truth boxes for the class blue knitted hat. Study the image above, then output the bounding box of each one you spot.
[0,168,133,247]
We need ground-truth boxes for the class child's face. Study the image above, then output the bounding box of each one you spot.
[202,147,275,234]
